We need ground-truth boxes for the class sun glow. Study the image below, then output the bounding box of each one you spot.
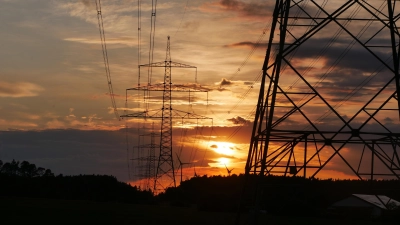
[218,157,230,166]
[210,141,235,156]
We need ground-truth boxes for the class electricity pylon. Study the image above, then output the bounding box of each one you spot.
[131,123,159,192]
[247,0,400,181]
[122,36,211,193]
[239,1,400,224]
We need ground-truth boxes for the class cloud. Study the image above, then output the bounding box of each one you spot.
[64,37,136,47]
[219,78,233,86]
[0,129,130,181]
[0,119,38,129]
[225,41,268,48]
[201,0,273,19]
[227,116,251,125]
[0,81,43,98]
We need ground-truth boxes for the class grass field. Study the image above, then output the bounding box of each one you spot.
[1,196,397,225]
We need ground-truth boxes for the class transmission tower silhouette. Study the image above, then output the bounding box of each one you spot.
[238,1,400,224]
[247,0,400,181]
[122,36,211,193]
[130,123,158,191]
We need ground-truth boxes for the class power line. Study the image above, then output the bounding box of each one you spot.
[95,0,120,120]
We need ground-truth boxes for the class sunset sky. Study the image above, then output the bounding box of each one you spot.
[0,0,272,184]
[1,0,399,188]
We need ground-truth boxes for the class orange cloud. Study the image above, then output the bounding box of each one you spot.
[0,81,43,98]
[200,0,273,19]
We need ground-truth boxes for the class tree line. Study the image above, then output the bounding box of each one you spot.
[158,174,400,217]
[2,159,399,220]
[0,159,54,177]
[0,159,153,204]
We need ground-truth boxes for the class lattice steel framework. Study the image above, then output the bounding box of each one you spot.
[246,0,400,180]
[122,36,211,193]
[131,125,159,191]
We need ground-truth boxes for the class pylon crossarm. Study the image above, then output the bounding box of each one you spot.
[258,129,400,177]
[170,61,197,68]
[121,108,212,120]
[139,61,196,68]
[127,84,209,92]
[120,109,163,118]
[170,109,213,120]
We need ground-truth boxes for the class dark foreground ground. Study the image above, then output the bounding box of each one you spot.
[2,196,397,225]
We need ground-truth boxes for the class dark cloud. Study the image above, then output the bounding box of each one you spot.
[0,129,134,181]
[220,78,233,86]
[291,37,392,74]
[225,41,268,48]
[384,117,393,123]
[0,124,252,183]
[210,144,218,148]
[227,116,251,125]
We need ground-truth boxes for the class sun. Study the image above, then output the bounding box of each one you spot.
[218,157,230,166]
[210,141,235,156]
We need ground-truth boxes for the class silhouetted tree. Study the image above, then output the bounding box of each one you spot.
[20,161,38,177]
[44,169,54,177]
[36,167,45,176]
[1,159,20,175]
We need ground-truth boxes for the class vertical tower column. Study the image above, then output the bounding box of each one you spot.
[155,36,176,190]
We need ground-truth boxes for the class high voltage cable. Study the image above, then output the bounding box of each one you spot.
[283,3,361,107]
[209,0,312,144]
[224,0,310,115]
[208,21,274,122]
[174,0,190,37]
[305,1,389,128]
[228,21,273,81]
[137,0,142,86]
[95,0,120,120]
[225,0,330,142]
[270,1,388,132]
[94,0,129,180]
[301,2,381,124]
[135,0,143,183]
[212,0,306,131]
[147,0,158,86]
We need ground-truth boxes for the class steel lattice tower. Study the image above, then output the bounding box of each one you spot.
[131,124,158,191]
[246,0,400,181]
[122,36,211,193]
